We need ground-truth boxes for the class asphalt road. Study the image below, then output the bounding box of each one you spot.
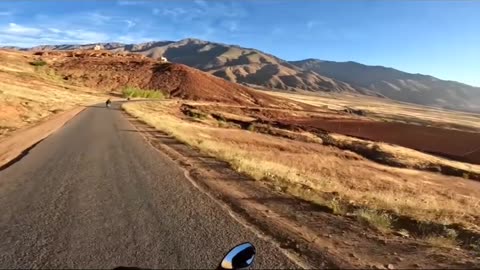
[0,103,298,269]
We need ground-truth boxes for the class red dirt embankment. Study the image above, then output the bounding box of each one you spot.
[41,50,296,108]
[281,117,480,164]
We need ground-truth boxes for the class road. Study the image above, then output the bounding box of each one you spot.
[0,103,298,269]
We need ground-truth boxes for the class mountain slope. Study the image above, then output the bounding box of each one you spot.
[290,59,480,111]
[21,39,362,94]
[37,50,295,108]
[8,39,480,111]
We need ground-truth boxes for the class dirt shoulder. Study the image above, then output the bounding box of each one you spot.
[123,103,480,269]
[0,106,85,169]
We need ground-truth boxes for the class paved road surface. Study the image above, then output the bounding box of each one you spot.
[0,103,297,269]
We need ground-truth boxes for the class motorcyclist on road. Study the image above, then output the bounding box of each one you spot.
[106,98,112,107]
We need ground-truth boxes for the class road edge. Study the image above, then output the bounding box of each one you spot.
[121,109,348,269]
[0,106,86,170]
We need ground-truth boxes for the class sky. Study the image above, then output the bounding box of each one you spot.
[0,0,479,86]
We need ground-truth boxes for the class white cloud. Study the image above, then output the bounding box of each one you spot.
[0,22,110,47]
[156,1,247,22]
[3,23,41,36]
[307,21,315,29]
[162,8,188,18]
[48,28,62,33]
[63,29,109,41]
[307,21,323,30]
[0,11,13,16]
[221,21,238,32]
[230,22,238,32]
[124,20,136,29]
[194,0,207,7]
[87,12,112,25]
[272,27,284,35]
[34,14,49,20]
[117,0,145,6]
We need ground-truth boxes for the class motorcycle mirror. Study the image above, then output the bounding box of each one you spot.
[219,242,256,270]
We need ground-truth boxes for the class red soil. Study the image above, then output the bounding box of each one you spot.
[46,51,296,108]
[283,117,480,164]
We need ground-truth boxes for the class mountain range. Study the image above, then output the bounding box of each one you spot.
[5,38,480,112]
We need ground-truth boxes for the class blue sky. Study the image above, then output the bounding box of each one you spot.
[0,0,479,86]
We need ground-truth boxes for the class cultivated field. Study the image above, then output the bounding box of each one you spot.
[268,91,480,132]
[268,91,480,164]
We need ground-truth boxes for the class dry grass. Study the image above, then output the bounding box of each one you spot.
[425,229,459,248]
[0,50,105,138]
[327,198,347,215]
[354,208,393,233]
[189,103,480,180]
[425,236,458,248]
[123,101,480,232]
[326,133,480,178]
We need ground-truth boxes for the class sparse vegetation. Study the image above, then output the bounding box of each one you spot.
[122,86,166,99]
[186,109,208,120]
[354,208,393,233]
[214,114,227,122]
[327,198,347,215]
[29,59,47,67]
[466,238,480,251]
[425,229,459,248]
[216,119,229,128]
[122,100,480,235]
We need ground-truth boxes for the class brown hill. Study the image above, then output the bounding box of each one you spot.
[38,50,295,108]
[15,39,480,112]
[25,39,362,94]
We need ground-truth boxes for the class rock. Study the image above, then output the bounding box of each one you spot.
[349,253,356,258]
[395,257,404,262]
[412,263,421,268]
[386,264,395,269]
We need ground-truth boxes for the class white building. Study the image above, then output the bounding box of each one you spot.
[93,44,104,51]
[159,56,168,63]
